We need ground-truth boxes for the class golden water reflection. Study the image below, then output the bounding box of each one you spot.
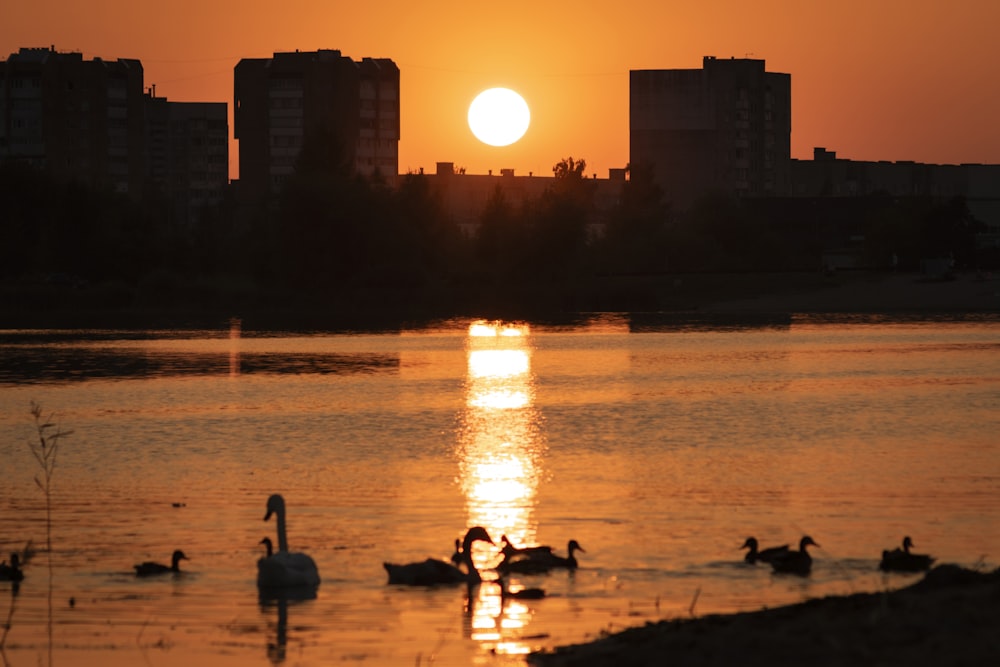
[456,320,545,655]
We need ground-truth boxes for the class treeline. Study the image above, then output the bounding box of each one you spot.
[0,156,990,317]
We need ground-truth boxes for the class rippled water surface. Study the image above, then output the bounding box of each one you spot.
[1,315,998,666]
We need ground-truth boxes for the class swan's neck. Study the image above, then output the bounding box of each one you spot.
[460,539,480,581]
[276,509,289,553]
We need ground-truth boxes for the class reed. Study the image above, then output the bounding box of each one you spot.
[28,402,72,564]
[27,402,72,666]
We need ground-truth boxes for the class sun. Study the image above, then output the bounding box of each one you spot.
[468,88,530,147]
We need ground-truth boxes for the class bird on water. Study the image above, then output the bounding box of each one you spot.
[879,536,935,572]
[741,537,790,564]
[769,536,819,576]
[134,550,188,576]
[384,526,495,586]
[499,539,585,574]
[257,494,321,589]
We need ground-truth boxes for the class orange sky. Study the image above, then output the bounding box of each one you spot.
[4,0,999,181]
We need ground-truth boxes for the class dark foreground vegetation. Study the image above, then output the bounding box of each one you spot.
[1,156,994,327]
[529,565,1000,667]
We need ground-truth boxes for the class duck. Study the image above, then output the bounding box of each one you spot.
[260,536,274,558]
[257,494,321,589]
[384,526,494,586]
[500,535,553,559]
[499,539,585,574]
[769,536,818,576]
[0,553,24,582]
[134,549,188,576]
[741,537,790,564]
[450,538,463,566]
[879,536,935,572]
[496,574,546,603]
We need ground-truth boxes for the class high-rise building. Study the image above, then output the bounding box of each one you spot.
[234,49,399,198]
[0,46,146,195]
[630,56,791,206]
[144,91,229,225]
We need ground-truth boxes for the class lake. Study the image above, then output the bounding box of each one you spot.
[1,314,998,666]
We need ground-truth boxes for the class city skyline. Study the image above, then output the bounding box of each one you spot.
[4,0,999,181]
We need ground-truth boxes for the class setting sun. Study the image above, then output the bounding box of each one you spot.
[468,87,530,147]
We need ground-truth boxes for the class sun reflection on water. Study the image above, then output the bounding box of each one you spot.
[456,320,546,655]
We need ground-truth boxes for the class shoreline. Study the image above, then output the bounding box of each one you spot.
[528,565,1000,666]
[1,270,998,331]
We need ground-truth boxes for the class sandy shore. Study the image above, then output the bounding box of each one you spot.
[528,565,1000,666]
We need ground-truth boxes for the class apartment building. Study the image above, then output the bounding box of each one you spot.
[630,56,791,207]
[233,49,399,199]
[145,91,229,225]
[0,46,145,195]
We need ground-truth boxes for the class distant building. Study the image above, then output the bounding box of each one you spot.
[0,46,146,195]
[233,49,399,199]
[790,147,1000,252]
[144,91,229,225]
[630,56,791,207]
[424,162,627,236]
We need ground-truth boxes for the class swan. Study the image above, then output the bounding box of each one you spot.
[134,549,188,576]
[499,539,585,574]
[769,536,818,576]
[0,553,24,582]
[384,526,494,586]
[257,494,321,589]
[740,537,790,564]
[879,536,935,572]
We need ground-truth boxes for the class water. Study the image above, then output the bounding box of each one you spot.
[1,315,998,666]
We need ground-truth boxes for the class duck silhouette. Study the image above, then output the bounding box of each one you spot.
[0,553,24,582]
[769,536,818,576]
[384,526,494,586]
[499,539,585,574]
[496,574,546,603]
[134,549,188,576]
[500,535,554,559]
[741,537,790,564]
[879,536,935,572]
[257,494,321,589]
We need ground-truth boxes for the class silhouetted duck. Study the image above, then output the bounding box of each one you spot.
[134,549,188,576]
[384,526,494,586]
[257,494,321,589]
[500,535,554,559]
[880,536,935,572]
[260,537,274,558]
[741,537,790,564]
[497,574,546,603]
[0,553,24,582]
[769,536,818,576]
[499,539,585,574]
[450,538,463,566]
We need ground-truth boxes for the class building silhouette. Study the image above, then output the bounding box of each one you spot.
[0,46,145,195]
[234,49,399,199]
[145,91,229,225]
[630,56,791,206]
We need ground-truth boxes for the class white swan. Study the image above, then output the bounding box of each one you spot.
[257,494,321,589]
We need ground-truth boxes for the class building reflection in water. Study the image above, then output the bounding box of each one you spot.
[456,320,546,656]
[229,317,242,377]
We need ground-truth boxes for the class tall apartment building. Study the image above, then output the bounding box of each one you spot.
[234,49,399,198]
[0,46,145,195]
[145,91,229,225]
[630,56,791,207]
